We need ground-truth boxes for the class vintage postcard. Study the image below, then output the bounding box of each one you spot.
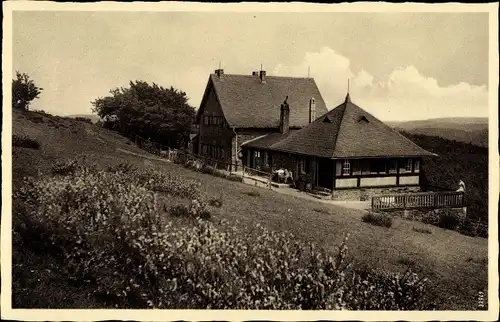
[2,1,499,321]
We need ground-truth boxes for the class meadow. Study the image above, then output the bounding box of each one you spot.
[11,110,488,310]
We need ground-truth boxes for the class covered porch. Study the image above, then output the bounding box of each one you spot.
[266,155,423,192]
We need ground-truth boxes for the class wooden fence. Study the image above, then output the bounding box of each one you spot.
[372,191,465,211]
[242,165,274,189]
[132,134,291,189]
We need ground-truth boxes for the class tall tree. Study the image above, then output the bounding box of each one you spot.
[91,81,196,148]
[12,71,43,111]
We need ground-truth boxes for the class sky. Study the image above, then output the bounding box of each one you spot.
[11,10,490,122]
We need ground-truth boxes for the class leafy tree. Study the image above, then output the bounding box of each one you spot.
[91,81,196,149]
[12,71,43,111]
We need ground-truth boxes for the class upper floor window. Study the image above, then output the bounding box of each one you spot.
[203,115,225,127]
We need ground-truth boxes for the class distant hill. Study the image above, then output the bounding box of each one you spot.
[66,114,101,124]
[388,117,488,148]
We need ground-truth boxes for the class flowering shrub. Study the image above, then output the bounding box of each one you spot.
[107,162,137,174]
[169,200,211,220]
[14,162,436,310]
[362,212,393,228]
[51,158,89,176]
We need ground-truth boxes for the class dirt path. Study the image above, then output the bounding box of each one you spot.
[116,147,170,163]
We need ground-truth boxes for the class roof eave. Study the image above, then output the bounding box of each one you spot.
[331,153,437,159]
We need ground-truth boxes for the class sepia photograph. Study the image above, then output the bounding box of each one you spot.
[2,1,499,321]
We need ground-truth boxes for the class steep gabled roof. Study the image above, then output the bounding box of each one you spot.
[196,73,328,128]
[256,94,435,158]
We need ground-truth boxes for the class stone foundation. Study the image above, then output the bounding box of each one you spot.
[331,186,421,201]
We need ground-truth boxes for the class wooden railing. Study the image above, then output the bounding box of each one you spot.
[372,191,465,210]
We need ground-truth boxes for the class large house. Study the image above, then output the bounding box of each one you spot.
[195,69,328,169]
[241,93,437,200]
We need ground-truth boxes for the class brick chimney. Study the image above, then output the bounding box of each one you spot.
[309,97,316,123]
[259,70,266,83]
[215,69,224,78]
[279,96,290,134]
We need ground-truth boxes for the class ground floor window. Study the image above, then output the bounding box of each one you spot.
[342,160,351,175]
[299,158,305,174]
[262,151,269,167]
[414,159,420,173]
[335,158,420,177]
[201,143,225,160]
[404,159,413,172]
[388,159,398,174]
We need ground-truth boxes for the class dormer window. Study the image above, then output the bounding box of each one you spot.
[358,116,369,123]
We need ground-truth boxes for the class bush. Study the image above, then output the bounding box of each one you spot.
[208,196,223,208]
[13,163,436,310]
[170,200,211,220]
[412,227,432,234]
[107,162,137,174]
[51,158,88,176]
[26,111,45,123]
[170,204,190,217]
[438,210,461,230]
[362,212,393,228]
[313,208,330,215]
[13,134,40,149]
[75,117,92,124]
[227,174,243,182]
[459,218,488,238]
[397,257,416,267]
[243,191,260,197]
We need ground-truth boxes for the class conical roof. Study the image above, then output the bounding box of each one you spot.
[268,94,436,158]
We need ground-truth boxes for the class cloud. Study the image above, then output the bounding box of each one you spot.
[272,47,488,121]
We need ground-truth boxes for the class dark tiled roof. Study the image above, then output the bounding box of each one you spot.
[241,130,298,150]
[267,94,436,158]
[199,73,328,128]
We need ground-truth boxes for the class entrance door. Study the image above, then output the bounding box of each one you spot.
[317,158,334,189]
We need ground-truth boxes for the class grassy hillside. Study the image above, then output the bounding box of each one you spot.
[11,110,488,310]
[400,131,488,226]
